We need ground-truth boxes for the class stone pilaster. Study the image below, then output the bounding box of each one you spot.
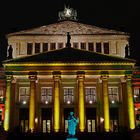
[77,71,85,132]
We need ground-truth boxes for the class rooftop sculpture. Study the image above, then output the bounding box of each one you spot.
[58,6,77,21]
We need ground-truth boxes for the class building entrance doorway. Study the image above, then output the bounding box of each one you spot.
[64,108,74,132]
[41,108,52,133]
[86,108,96,132]
[19,108,29,132]
[110,108,119,132]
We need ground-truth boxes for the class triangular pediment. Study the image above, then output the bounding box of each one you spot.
[7,20,127,36]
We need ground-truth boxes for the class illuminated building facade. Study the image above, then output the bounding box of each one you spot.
[1,7,140,133]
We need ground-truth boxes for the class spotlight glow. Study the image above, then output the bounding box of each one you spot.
[45,101,48,104]
[89,100,93,104]
[23,101,26,104]
[100,117,104,123]
[135,108,138,111]
[134,95,137,98]
[67,100,70,104]
[111,100,115,104]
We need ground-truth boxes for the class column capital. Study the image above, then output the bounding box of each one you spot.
[125,74,132,80]
[77,71,85,81]
[125,71,132,80]
[120,77,126,83]
[100,71,109,80]
[52,71,61,81]
[28,71,37,81]
[6,73,13,82]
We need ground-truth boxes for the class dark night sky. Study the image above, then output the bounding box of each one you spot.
[0,0,140,65]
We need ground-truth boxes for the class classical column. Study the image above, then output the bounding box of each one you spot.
[120,77,128,129]
[29,72,37,132]
[4,73,13,131]
[77,71,85,132]
[125,72,135,130]
[101,72,110,132]
[53,71,61,132]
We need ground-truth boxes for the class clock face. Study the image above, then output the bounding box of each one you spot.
[65,8,72,17]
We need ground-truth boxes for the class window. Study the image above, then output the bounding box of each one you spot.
[64,88,74,104]
[43,43,48,52]
[58,43,63,49]
[42,120,51,133]
[96,43,101,53]
[18,43,25,55]
[0,90,4,104]
[73,42,79,49]
[41,87,52,104]
[134,88,140,102]
[108,87,119,103]
[88,43,94,51]
[27,43,33,55]
[19,87,30,103]
[19,46,25,55]
[85,87,96,104]
[65,120,68,132]
[35,43,40,53]
[103,42,109,54]
[50,43,56,50]
[86,108,96,132]
[81,43,86,50]
[87,120,96,132]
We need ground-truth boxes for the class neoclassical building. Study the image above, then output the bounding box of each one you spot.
[1,7,140,133]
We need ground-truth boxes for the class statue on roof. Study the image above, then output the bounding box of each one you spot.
[125,44,130,58]
[7,45,13,59]
[66,32,71,48]
[58,5,77,21]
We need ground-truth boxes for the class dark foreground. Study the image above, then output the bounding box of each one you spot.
[1,128,140,140]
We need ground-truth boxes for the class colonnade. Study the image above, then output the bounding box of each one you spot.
[3,71,135,132]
